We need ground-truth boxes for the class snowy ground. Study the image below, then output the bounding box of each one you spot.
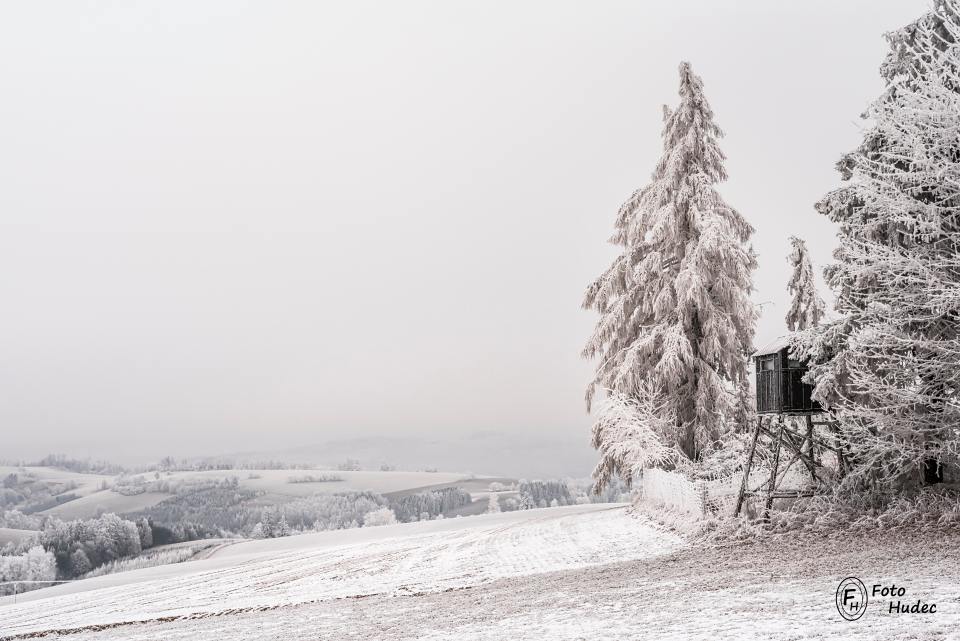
[0,504,678,638]
[0,467,113,501]
[1,505,957,640]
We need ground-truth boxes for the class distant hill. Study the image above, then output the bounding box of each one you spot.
[226,432,596,479]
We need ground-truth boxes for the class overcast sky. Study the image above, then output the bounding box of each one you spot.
[0,1,929,469]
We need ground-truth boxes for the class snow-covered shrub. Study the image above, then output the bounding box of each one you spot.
[81,545,200,578]
[337,459,362,471]
[113,475,147,496]
[681,431,755,481]
[0,546,57,596]
[486,493,500,514]
[362,507,398,527]
[135,517,153,549]
[0,509,41,530]
[589,386,684,492]
[694,486,960,542]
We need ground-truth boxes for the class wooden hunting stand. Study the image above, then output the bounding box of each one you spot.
[733,337,841,519]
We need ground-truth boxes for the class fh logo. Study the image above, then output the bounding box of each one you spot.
[836,577,868,621]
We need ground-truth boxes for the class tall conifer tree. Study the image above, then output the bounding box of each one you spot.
[785,236,825,332]
[583,62,757,467]
[800,1,960,487]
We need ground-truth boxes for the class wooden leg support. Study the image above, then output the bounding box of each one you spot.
[763,418,784,523]
[733,416,762,517]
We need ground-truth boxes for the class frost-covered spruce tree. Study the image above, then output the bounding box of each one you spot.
[800,3,960,488]
[486,492,500,514]
[798,0,960,411]
[785,236,825,331]
[583,62,757,473]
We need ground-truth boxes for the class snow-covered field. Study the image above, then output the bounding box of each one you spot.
[2,505,956,640]
[0,466,112,500]
[0,504,677,638]
[37,491,172,521]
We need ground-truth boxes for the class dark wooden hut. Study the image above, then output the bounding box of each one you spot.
[754,336,820,415]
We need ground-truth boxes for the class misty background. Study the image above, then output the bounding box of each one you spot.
[0,1,926,476]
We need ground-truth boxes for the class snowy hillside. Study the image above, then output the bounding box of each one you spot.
[0,504,678,638]
[2,506,956,641]
[35,469,477,521]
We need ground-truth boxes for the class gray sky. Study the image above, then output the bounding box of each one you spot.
[0,1,928,470]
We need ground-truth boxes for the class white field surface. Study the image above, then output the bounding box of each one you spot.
[0,504,680,638]
[0,466,111,500]
[1,507,958,640]
[38,469,473,520]
[38,492,172,521]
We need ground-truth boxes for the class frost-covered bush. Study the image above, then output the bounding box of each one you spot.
[589,386,685,491]
[362,507,398,527]
[0,509,42,530]
[337,459,362,472]
[695,487,960,542]
[81,546,198,579]
[0,546,56,596]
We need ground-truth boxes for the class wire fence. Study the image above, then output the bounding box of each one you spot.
[635,466,815,518]
[0,580,75,605]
